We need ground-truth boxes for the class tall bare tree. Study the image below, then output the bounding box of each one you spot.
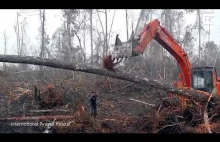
[105,9,108,55]
[90,9,93,64]
[14,11,29,71]
[96,10,116,57]
[96,10,107,58]
[126,9,129,41]
[20,17,28,71]
[198,9,201,66]
[186,9,207,67]
[66,9,73,63]
[39,9,46,78]
[83,11,86,57]
[21,19,26,55]
[107,10,116,47]
[3,30,8,71]
[39,9,45,58]
[14,12,21,56]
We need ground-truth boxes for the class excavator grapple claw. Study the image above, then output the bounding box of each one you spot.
[103,33,141,70]
[109,34,140,65]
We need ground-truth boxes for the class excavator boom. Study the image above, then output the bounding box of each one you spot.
[110,19,191,87]
[105,18,220,96]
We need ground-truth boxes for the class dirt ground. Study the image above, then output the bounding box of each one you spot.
[0,73,220,133]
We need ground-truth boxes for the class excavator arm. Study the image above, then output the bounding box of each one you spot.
[135,19,191,87]
[108,19,192,87]
[104,18,220,99]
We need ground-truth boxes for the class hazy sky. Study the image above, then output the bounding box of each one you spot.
[0,9,219,57]
[0,9,63,55]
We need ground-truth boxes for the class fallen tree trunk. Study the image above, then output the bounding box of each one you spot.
[0,54,219,103]
[129,98,156,107]
[28,109,72,113]
[0,115,75,122]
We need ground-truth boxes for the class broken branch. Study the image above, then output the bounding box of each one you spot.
[129,98,156,107]
[109,83,134,93]
[204,93,213,133]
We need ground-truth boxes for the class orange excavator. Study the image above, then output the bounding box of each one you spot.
[103,19,220,97]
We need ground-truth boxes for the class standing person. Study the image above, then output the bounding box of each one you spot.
[90,92,97,118]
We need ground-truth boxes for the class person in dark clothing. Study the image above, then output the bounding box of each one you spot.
[90,92,97,118]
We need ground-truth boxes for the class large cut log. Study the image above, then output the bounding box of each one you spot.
[28,109,72,113]
[0,115,75,122]
[0,54,219,103]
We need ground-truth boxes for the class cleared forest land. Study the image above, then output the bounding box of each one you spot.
[0,70,219,133]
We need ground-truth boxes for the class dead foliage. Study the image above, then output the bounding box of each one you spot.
[0,72,220,133]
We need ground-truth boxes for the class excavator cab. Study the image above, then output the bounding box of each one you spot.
[191,66,216,93]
